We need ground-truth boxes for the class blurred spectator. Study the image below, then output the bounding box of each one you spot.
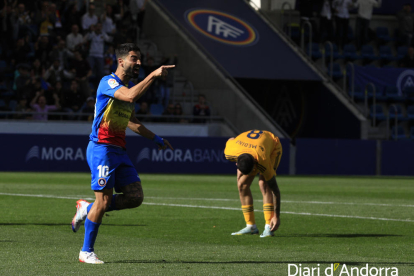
[14,97,32,120]
[30,91,60,121]
[84,23,112,82]
[333,0,355,49]
[14,37,31,65]
[35,35,53,65]
[44,59,72,87]
[70,50,92,96]
[49,3,63,37]
[66,24,83,52]
[161,102,175,122]
[399,47,414,68]
[319,0,334,43]
[1,2,15,53]
[104,45,118,75]
[129,0,147,37]
[354,0,382,50]
[15,3,32,40]
[79,96,95,121]
[63,4,82,34]
[136,101,151,121]
[49,39,73,68]
[193,94,210,123]
[101,3,123,36]
[61,80,84,119]
[81,4,98,32]
[14,65,31,97]
[397,4,414,46]
[174,102,188,123]
[37,1,55,37]
[30,58,45,79]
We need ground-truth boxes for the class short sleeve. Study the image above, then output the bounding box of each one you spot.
[224,139,238,162]
[100,77,124,98]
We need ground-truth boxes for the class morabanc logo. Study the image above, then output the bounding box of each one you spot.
[185,8,259,46]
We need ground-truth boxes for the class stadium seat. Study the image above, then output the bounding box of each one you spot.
[349,85,364,100]
[376,27,392,43]
[324,43,342,60]
[347,26,354,42]
[379,45,394,62]
[306,43,322,59]
[0,60,6,72]
[327,63,343,79]
[396,46,408,60]
[149,104,164,115]
[388,104,405,120]
[361,45,379,61]
[385,86,406,101]
[407,105,414,120]
[410,126,414,140]
[370,105,386,121]
[343,44,360,60]
[135,103,140,112]
[391,126,407,140]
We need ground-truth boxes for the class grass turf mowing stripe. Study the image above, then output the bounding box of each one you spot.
[1,192,413,223]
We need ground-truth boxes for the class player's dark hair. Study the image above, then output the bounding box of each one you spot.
[115,43,141,60]
[237,154,255,175]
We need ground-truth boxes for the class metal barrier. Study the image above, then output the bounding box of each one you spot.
[343,62,355,100]
[281,2,293,37]
[322,41,334,78]
[300,20,312,56]
[386,104,399,140]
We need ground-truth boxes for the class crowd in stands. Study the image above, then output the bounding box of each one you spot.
[0,0,210,123]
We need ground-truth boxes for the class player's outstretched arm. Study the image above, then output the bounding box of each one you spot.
[114,65,175,103]
[267,176,281,231]
[128,114,174,150]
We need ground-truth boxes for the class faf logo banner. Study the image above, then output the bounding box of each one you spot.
[185,8,258,46]
[288,263,398,276]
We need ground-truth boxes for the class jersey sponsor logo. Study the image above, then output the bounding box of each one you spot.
[396,69,414,96]
[25,145,85,162]
[108,78,119,89]
[136,147,228,163]
[115,110,130,119]
[185,9,258,46]
[98,178,107,187]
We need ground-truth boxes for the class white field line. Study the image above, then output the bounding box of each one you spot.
[0,192,413,223]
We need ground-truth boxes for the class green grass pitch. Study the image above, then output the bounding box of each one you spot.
[0,172,413,275]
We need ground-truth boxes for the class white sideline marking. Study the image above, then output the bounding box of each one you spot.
[0,192,413,223]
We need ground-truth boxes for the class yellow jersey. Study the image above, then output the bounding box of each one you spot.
[224,130,282,181]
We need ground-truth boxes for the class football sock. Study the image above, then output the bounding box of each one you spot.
[263,203,274,225]
[106,194,117,212]
[81,218,101,252]
[242,205,255,226]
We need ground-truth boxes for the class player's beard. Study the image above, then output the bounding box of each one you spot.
[125,65,140,79]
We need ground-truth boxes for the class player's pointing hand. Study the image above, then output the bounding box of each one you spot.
[153,65,175,78]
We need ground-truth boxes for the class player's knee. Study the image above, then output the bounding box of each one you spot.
[238,183,250,193]
[126,193,144,208]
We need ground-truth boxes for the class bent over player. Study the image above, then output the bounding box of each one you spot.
[224,130,282,238]
[71,43,174,264]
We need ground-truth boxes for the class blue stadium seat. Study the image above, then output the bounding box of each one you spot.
[347,26,354,42]
[306,43,322,59]
[385,86,406,101]
[324,43,342,60]
[0,99,6,108]
[343,44,360,60]
[376,27,392,43]
[327,63,343,79]
[396,46,408,60]
[388,104,405,120]
[407,105,414,120]
[349,85,364,100]
[150,104,164,115]
[379,45,394,62]
[370,105,386,121]
[391,126,407,140]
[365,84,383,100]
[0,60,6,71]
[135,103,140,112]
[361,45,379,61]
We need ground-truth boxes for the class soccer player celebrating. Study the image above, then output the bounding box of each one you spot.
[224,130,282,237]
[71,43,174,264]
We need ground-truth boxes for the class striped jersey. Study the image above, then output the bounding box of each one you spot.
[89,73,134,148]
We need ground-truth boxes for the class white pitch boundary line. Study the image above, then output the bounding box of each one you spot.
[0,192,413,223]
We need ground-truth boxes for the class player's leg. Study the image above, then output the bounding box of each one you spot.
[231,170,258,235]
[113,181,144,210]
[258,175,275,238]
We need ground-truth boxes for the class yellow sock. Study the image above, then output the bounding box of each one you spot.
[241,205,255,225]
[263,203,274,225]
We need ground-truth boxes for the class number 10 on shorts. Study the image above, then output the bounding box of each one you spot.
[97,165,109,177]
